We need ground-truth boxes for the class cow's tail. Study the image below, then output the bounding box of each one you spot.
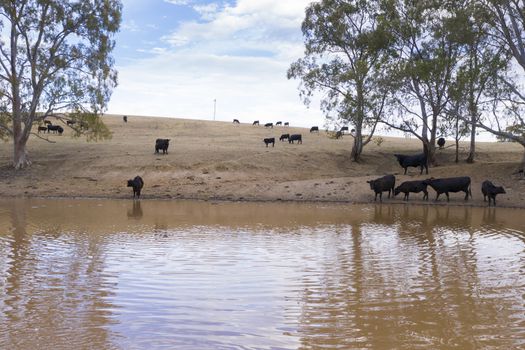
[469,183,472,198]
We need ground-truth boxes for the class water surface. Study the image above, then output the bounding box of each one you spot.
[0,199,524,349]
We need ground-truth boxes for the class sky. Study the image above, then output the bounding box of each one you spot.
[107,0,326,128]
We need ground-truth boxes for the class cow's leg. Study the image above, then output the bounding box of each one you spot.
[464,190,469,200]
[446,192,450,202]
[435,193,440,201]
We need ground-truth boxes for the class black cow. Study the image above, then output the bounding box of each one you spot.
[264,122,273,128]
[155,138,170,154]
[123,115,128,123]
[335,131,343,139]
[276,121,282,126]
[263,137,275,147]
[284,122,289,126]
[394,180,428,201]
[481,180,506,207]
[289,134,302,144]
[253,120,259,126]
[37,126,47,133]
[233,119,240,124]
[340,126,349,133]
[394,153,428,175]
[310,126,319,133]
[367,175,396,202]
[47,125,63,134]
[437,137,445,149]
[279,133,289,141]
[127,176,144,199]
[66,120,76,126]
[424,177,472,201]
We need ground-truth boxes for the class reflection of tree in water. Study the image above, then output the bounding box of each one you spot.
[127,200,143,219]
[0,200,118,349]
[295,207,524,349]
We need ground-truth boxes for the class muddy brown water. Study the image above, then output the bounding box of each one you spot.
[0,198,523,350]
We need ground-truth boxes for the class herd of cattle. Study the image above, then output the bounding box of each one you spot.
[367,153,506,206]
[37,118,89,135]
[119,116,507,207]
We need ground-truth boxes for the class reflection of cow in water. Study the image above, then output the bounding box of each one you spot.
[127,200,143,219]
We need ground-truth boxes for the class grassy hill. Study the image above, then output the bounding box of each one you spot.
[0,114,523,207]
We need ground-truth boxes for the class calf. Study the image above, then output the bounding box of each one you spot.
[394,153,428,175]
[263,137,275,147]
[127,176,144,199]
[279,133,289,141]
[155,138,170,154]
[276,121,282,126]
[437,137,445,149]
[284,122,289,126]
[264,122,273,128]
[424,177,471,202]
[481,180,506,207]
[394,180,428,201]
[123,115,128,123]
[289,134,302,144]
[253,120,259,126]
[37,126,47,133]
[44,120,52,125]
[335,131,343,139]
[367,175,396,202]
[66,120,76,126]
[340,126,349,133]
[310,126,319,133]
[233,119,240,124]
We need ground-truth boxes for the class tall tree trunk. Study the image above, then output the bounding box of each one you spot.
[466,91,477,163]
[351,81,365,162]
[521,147,525,171]
[466,122,476,163]
[13,135,31,169]
[351,127,363,162]
[455,115,459,163]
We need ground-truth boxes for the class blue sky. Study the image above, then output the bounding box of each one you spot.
[107,0,326,127]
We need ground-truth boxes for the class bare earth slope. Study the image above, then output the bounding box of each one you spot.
[0,115,524,207]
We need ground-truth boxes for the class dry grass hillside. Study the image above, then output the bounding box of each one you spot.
[0,114,524,207]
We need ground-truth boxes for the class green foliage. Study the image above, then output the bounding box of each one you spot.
[289,0,395,160]
[0,0,122,167]
[373,136,384,146]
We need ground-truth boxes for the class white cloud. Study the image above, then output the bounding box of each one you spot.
[164,0,191,5]
[109,0,326,128]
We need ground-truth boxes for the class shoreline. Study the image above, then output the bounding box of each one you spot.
[2,192,523,210]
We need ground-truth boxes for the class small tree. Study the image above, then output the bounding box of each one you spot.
[288,0,394,161]
[0,0,121,169]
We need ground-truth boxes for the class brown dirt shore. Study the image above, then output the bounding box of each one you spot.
[0,115,524,208]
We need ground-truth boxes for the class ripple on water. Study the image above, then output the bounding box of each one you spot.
[0,200,523,350]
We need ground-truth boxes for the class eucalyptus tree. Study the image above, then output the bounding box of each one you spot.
[0,0,121,169]
[288,0,394,161]
[445,1,509,163]
[381,0,463,164]
[471,0,525,169]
